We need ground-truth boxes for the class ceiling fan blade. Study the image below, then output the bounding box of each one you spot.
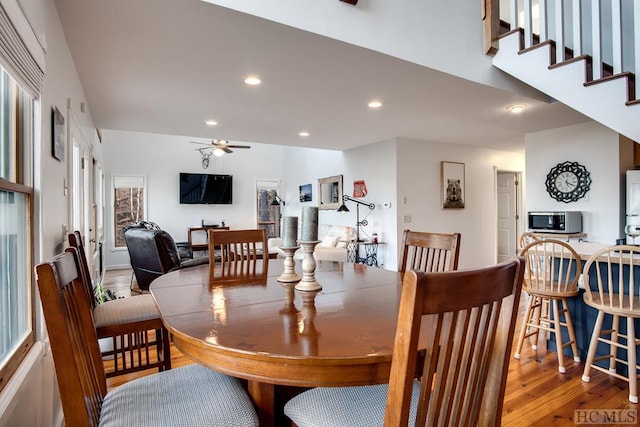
[222,147,233,153]
[227,145,250,149]
[190,141,211,146]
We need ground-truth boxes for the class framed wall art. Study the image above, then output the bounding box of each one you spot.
[318,175,343,210]
[299,183,312,202]
[353,180,367,197]
[52,106,65,161]
[441,161,465,209]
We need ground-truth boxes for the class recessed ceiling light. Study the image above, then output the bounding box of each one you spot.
[368,100,383,109]
[205,120,218,126]
[506,104,527,114]
[299,131,310,137]
[244,76,261,86]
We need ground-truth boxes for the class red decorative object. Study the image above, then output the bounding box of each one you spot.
[353,180,367,198]
[340,0,358,4]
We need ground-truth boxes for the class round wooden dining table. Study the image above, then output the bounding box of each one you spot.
[150,259,404,426]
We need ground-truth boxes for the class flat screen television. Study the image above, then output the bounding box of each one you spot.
[179,173,233,204]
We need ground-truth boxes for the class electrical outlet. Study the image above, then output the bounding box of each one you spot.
[403,215,411,223]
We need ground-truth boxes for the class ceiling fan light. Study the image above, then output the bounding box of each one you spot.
[213,148,225,157]
[507,104,527,114]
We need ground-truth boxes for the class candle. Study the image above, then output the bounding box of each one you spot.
[282,216,298,248]
[300,206,319,241]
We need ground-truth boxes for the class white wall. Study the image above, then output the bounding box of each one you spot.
[0,0,100,426]
[282,138,525,271]
[525,122,624,244]
[280,142,398,268]
[396,138,525,270]
[102,129,285,268]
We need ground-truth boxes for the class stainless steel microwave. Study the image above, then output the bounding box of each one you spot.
[527,211,582,233]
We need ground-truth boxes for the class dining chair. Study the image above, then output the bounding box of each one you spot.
[35,248,259,427]
[518,231,542,249]
[581,245,640,404]
[208,228,269,284]
[514,239,581,373]
[285,257,525,426]
[399,229,461,274]
[69,231,171,378]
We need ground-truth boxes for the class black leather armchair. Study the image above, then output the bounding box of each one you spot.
[123,223,208,290]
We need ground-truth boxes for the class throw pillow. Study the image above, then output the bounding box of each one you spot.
[320,235,339,247]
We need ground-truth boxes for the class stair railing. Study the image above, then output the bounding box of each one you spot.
[489,0,638,80]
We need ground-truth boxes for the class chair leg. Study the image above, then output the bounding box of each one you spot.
[626,317,638,404]
[515,293,535,359]
[552,299,566,373]
[561,298,581,363]
[530,296,543,350]
[611,315,622,374]
[161,327,171,371]
[582,310,606,382]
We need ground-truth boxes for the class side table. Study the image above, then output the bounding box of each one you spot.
[345,240,384,267]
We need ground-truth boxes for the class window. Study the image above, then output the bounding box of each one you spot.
[256,181,280,238]
[0,66,34,392]
[112,176,145,248]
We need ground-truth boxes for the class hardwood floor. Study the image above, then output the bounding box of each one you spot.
[103,268,637,426]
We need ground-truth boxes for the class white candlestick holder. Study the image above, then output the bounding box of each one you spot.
[277,246,301,283]
[295,240,321,292]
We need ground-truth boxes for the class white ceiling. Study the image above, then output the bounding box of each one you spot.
[53,0,591,152]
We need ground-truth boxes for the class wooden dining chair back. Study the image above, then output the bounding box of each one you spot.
[68,230,97,308]
[68,231,171,378]
[208,228,269,284]
[284,258,525,427]
[518,231,542,250]
[399,229,461,274]
[581,244,640,403]
[35,249,260,427]
[36,249,112,426]
[515,239,582,373]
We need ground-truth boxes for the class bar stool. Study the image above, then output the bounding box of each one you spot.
[515,239,581,373]
[581,245,640,404]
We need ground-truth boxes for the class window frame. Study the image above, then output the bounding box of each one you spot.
[111,175,147,250]
[0,72,34,394]
[256,180,281,239]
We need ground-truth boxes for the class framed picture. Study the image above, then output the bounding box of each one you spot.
[299,184,312,202]
[353,180,367,197]
[52,106,65,161]
[318,175,343,210]
[441,161,465,209]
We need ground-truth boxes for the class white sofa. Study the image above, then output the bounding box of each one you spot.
[268,225,354,262]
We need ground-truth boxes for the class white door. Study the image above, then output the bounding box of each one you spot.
[68,109,95,277]
[497,171,520,263]
[93,162,105,280]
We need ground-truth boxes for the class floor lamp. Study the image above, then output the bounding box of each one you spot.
[337,195,375,242]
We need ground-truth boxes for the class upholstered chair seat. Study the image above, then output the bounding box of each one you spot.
[99,364,258,427]
[284,381,421,427]
[93,293,160,329]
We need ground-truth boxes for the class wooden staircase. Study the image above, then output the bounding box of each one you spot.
[489,2,639,142]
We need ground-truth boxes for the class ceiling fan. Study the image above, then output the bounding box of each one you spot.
[190,139,251,157]
[190,139,251,169]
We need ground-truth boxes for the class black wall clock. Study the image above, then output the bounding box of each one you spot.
[545,161,591,203]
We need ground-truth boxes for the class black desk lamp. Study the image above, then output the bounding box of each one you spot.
[337,195,375,242]
[270,193,285,206]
